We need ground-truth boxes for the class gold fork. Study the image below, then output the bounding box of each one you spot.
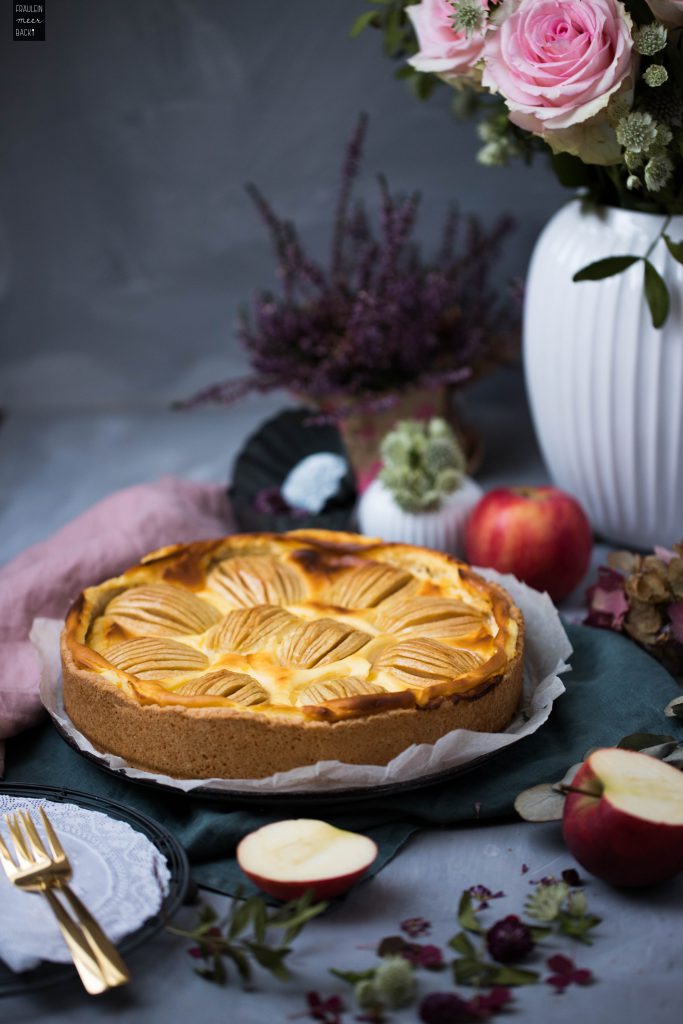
[0,809,130,993]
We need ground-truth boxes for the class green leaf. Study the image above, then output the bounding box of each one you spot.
[245,942,291,981]
[550,152,595,189]
[643,259,670,328]
[252,900,267,945]
[457,891,485,934]
[228,896,260,940]
[350,10,379,37]
[557,912,601,944]
[410,72,438,100]
[573,256,640,282]
[448,931,477,957]
[485,965,540,986]
[330,967,377,985]
[529,926,553,942]
[663,234,683,264]
[223,945,251,983]
[453,958,489,986]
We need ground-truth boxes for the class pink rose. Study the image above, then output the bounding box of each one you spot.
[482,0,634,136]
[407,0,489,82]
[644,0,683,26]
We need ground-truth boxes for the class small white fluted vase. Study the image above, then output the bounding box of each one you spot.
[357,477,482,556]
[524,200,683,549]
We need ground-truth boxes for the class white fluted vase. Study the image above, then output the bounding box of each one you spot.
[357,477,482,556]
[524,200,683,549]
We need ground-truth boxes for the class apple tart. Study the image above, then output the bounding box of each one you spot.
[61,530,524,779]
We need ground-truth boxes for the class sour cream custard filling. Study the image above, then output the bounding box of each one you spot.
[61,530,524,779]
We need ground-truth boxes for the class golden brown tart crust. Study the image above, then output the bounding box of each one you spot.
[61,530,525,779]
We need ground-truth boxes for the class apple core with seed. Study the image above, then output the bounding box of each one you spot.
[237,819,378,900]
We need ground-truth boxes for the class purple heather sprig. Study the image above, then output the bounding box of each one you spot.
[184,116,516,413]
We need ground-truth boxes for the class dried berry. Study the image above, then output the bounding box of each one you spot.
[485,915,534,964]
[419,992,472,1023]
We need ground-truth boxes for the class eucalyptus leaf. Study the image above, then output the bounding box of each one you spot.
[638,742,680,760]
[662,749,683,769]
[643,259,670,328]
[665,696,683,719]
[573,255,640,282]
[514,783,566,822]
[663,233,683,264]
[514,761,582,821]
[618,732,677,750]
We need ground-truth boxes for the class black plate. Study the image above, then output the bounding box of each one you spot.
[0,783,190,998]
[50,715,497,806]
[229,406,356,533]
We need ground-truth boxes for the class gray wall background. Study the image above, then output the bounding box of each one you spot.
[0,0,565,412]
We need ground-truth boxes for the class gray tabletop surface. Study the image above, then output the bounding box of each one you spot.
[1,373,680,1023]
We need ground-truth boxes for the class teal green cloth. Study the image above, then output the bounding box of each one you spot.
[4,625,682,896]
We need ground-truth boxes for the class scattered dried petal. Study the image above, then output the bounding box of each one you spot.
[401,917,431,938]
[585,568,629,631]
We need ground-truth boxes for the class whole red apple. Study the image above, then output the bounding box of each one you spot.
[464,486,592,601]
[237,819,378,901]
[562,748,683,888]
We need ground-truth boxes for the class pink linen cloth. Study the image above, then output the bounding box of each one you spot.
[0,476,233,774]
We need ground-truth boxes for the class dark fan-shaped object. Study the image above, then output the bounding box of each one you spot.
[229,408,356,533]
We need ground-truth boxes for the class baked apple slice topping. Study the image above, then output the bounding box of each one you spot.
[208,556,305,607]
[375,596,487,640]
[328,561,414,609]
[105,637,208,679]
[374,638,482,684]
[176,670,268,705]
[278,618,371,668]
[106,584,221,637]
[206,605,297,652]
[294,676,385,706]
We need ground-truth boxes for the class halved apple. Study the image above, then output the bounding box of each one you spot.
[236,819,378,900]
[562,747,683,887]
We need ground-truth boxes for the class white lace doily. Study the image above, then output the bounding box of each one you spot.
[0,797,170,973]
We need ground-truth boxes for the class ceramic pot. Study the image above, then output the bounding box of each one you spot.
[357,477,483,556]
[524,200,683,549]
